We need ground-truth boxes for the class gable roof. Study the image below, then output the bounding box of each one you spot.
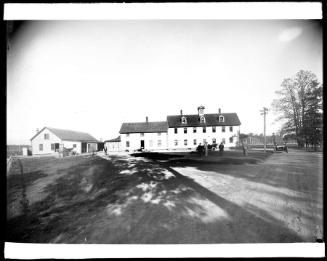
[119,121,168,134]
[31,127,98,142]
[104,136,121,143]
[167,113,241,128]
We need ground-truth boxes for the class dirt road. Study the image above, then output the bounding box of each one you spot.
[6,150,323,243]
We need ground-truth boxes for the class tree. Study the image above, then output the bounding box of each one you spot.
[272,70,323,148]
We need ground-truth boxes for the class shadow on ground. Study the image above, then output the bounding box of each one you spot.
[6,153,309,243]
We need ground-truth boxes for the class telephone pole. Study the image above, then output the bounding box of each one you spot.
[260,107,268,152]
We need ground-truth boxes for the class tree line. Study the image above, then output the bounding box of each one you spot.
[272,70,323,149]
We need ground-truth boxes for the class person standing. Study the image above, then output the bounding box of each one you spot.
[219,142,224,155]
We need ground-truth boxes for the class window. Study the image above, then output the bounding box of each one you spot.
[230,126,233,132]
[158,140,162,147]
[39,144,43,151]
[174,128,178,134]
[222,138,225,144]
[212,126,216,133]
[203,127,206,133]
[149,140,153,147]
[51,143,55,151]
[184,139,188,146]
[193,139,197,145]
[126,141,130,147]
[140,133,144,137]
[158,132,161,136]
[184,128,187,134]
[73,144,76,148]
[174,140,178,146]
[200,116,205,123]
[212,138,216,144]
[181,117,187,124]
[229,137,234,143]
[219,116,224,122]
[193,127,197,133]
[126,134,130,138]
[44,133,49,140]
[222,126,225,132]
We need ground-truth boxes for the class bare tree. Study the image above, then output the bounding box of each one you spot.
[272,70,322,148]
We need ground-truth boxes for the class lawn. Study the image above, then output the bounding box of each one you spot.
[6,150,323,243]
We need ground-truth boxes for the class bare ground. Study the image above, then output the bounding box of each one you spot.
[6,150,323,243]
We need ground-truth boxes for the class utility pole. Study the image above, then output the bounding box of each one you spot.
[260,107,268,152]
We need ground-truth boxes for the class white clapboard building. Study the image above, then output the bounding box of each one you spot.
[119,118,168,152]
[30,127,99,155]
[117,106,241,152]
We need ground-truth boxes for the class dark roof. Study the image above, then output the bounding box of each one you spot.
[31,127,98,142]
[119,121,168,134]
[104,136,121,143]
[167,113,241,128]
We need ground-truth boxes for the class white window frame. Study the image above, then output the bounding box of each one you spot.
[219,116,224,122]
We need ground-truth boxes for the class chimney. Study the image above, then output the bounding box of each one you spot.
[218,108,221,114]
[146,116,148,123]
[180,109,183,116]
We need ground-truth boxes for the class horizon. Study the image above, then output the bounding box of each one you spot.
[7,20,322,145]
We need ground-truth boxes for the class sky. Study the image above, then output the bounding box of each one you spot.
[7,20,322,144]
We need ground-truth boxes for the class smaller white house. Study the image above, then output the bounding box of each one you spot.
[104,136,121,152]
[30,127,99,155]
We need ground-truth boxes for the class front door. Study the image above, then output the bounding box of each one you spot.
[55,143,59,152]
[140,140,145,149]
[81,142,87,153]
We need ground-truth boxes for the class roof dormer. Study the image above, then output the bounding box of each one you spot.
[181,116,187,124]
[219,115,224,122]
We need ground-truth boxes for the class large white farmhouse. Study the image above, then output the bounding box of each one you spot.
[118,106,241,152]
[30,127,99,155]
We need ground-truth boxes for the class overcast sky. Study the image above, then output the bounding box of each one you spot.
[7,20,322,144]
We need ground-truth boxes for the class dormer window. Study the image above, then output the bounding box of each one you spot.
[181,116,187,124]
[219,116,224,122]
[200,116,205,123]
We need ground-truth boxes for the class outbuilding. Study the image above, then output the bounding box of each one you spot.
[30,127,99,155]
[104,136,121,152]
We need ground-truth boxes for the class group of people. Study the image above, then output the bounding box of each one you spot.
[196,141,225,156]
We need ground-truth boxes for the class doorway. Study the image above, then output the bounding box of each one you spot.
[140,140,145,149]
[81,142,87,153]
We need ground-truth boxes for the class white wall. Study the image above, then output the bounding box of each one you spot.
[31,128,62,155]
[120,132,168,151]
[105,141,121,152]
[167,125,240,149]
[62,141,82,154]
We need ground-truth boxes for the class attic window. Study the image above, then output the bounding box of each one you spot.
[181,116,187,124]
[219,116,224,122]
[200,116,205,123]
[44,133,49,140]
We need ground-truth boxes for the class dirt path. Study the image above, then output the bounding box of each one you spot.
[170,149,323,242]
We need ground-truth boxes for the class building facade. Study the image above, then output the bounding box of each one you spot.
[167,106,241,149]
[118,106,241,152]
[30,127,99,155]
[119,118,168,151]
[104,136,122,152]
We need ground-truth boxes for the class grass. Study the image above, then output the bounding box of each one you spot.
[6,150,322,243]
